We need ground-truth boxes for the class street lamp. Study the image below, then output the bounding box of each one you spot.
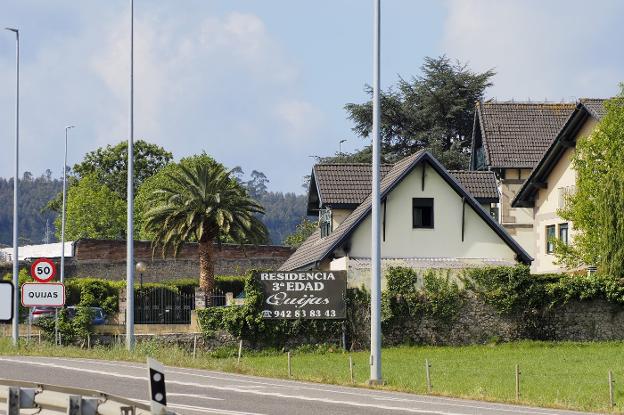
[5,27,19,347]
[369,0,383,385]
[136,262,146,290]
[339,139,347,154]
[60,125,75,284]
[135,262,146,323]
[126,0,136,351]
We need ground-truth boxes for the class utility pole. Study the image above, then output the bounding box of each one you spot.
[369,0,382,384]
[5,27,20,347]
[60,125,75,284]
[126,0,135,350]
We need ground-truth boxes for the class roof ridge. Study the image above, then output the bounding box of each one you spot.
[481,101,576,106]
[315,163,393,167]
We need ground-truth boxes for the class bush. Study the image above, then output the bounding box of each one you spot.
[382,267,463,326]
[463,265,554,315]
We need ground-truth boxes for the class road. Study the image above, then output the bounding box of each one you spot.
[0,356,595,415]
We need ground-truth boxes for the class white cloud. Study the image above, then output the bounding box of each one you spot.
[442,0,624,100]
[274,99,324,139]
[0,4,325,191]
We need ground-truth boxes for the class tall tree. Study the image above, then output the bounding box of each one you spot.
[56,174,126,240]
[344,55,495,169]
[73,140,173,199]
[556,91,624,275]
[143,161,268,296]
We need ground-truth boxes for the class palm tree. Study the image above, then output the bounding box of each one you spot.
[143,162,268,297]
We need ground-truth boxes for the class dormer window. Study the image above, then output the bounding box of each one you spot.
[320,207,332,237]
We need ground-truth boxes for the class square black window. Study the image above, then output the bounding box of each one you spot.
[412,198,434,228]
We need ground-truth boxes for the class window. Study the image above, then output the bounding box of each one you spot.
[558,223,569,246]
[319,208,332,237]
[546,225,556,254]
[412,198,434,228]
[490,206,499,222]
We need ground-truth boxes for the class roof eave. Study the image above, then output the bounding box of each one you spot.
[512,103,590,207]
[319,151,532,266]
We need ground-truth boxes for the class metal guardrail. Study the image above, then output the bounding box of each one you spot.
[0,379,174,415]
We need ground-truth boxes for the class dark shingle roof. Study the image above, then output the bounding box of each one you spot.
[476,101,576,169]
[312,164,498,206]
[281,151,531,271]
[513,99,607,207]
[448,170,498,201]
[283,153,425,271]
[579,98,607,120]
[313,164,393,206]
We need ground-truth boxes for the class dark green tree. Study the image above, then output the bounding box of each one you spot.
[344,56,495,169]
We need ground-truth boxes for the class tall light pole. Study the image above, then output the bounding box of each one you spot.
[5,27,19,347]
[126,0,135,350]
[369,0,383,384]
[339,139,347,154]
[60,125,75,284]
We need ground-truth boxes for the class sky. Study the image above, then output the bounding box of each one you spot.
[0,0,622,194]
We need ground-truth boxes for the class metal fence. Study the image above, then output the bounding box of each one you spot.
[134,288,194,325]
[0,379,173,415]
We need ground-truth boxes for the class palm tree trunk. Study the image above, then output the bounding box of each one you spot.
[199,239,215,305]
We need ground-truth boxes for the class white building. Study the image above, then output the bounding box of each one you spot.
[280,151,531,286]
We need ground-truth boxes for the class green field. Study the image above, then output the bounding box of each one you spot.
[1,338,622,413]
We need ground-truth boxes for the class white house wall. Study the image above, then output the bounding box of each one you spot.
[531,118,597,273]
[347,163,518,261]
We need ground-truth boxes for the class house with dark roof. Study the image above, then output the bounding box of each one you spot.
[281,151,531,286]
[470,101,577,257]
[511,99,606,273]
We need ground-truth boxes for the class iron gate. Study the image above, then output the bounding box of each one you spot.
[134,287,194,324]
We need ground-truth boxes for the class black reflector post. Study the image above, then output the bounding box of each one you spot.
[147,358,167,415]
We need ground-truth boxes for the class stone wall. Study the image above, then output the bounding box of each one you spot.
[0,239,294,281]
[376,294,624,346]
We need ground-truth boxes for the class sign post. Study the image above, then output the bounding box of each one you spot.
[255,271,347,320]
[147,358,168,415]
[0,281,14,323]
[28,258,63,344]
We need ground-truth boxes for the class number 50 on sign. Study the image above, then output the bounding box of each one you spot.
[31,258,57,283]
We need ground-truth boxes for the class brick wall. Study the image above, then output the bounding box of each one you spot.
[0,239,294,281]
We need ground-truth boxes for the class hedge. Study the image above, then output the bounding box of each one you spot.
[198,266,624,348]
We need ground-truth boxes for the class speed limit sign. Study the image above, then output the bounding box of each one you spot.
[31,258,57,283]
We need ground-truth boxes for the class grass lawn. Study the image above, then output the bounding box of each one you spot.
[1,338,622,413]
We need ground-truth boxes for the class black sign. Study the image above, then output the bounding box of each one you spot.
[256,271,347,319]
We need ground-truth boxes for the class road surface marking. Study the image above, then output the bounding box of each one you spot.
[168,393,224,401]
[24,357,569,415]
[0,357,575,415]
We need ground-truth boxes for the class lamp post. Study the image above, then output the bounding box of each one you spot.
[339,139,347,154]
[135,262,146,322]
[60,125,75,284]
[369,0,383,385]
[126,0,135,351]
[5,27,19,347]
